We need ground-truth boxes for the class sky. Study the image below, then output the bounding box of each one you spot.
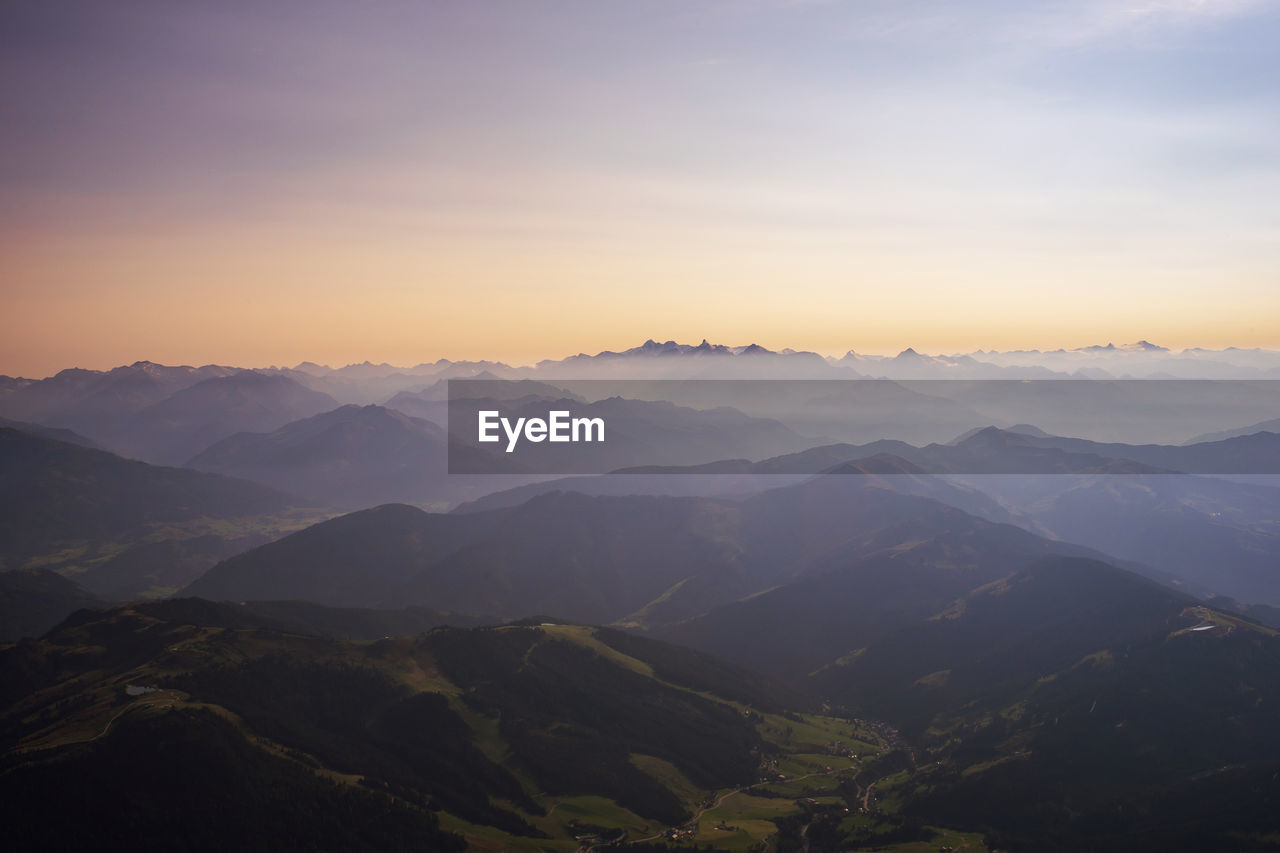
[2,0,1278,377]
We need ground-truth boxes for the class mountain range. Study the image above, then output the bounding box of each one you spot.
[7,342,1280,850]
[0,365,340,465]
[184,471,1152,627]
[9,541,1280,850]
[5,345,1280,471]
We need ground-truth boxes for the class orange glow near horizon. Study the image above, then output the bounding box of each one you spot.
[3,205,1277,378]
[4,2,1279,378]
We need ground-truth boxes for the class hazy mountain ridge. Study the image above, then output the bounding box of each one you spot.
[997,426,1280,473]
[0,365,341,465]
[7,338,1280,397]
[1187,417,1280,444]
[0,415,98,448]
[5,346,1278,476]
[109,372,341,465]
[183,474,1160,629]
[0,361,241,443]
[187,404,462,509]
[494,425,1280,604]
[954,472,1280,606]
[659,508,1153,676]
[615,428,1182,476]
[0,427,325,599]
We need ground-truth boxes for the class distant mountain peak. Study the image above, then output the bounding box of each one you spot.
[616,339,773,358]
[949,423,1050,445]
[1070,340,1169,354]
[954,425,1035,449]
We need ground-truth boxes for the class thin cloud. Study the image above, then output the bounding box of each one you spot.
[819,0,1276,54]
[1054,0,1277,45]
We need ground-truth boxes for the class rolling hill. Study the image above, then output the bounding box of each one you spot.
[808,557,1280,852]
[0,569,103,641]
[0,601,853,851]
[6,580,1280,851]
[184,471,1138,629]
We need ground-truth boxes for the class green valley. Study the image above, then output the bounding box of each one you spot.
[0,600,994,852]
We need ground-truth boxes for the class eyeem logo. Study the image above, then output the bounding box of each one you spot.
[478,410,605,453]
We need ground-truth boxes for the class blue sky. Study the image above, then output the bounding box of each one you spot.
[2,0,1278,374]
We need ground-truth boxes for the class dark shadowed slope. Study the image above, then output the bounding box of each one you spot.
[811,557,1280,853]
[0,428,315,598]
[0,602,791,847]
[810,556,1197,728]
[661,506,1130,676]
[0,428,292,546]
[185,495,764,622]
[0,569,103,641]
[183,503,495,606]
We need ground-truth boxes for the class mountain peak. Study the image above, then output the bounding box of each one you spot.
[954,425,1034,449]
